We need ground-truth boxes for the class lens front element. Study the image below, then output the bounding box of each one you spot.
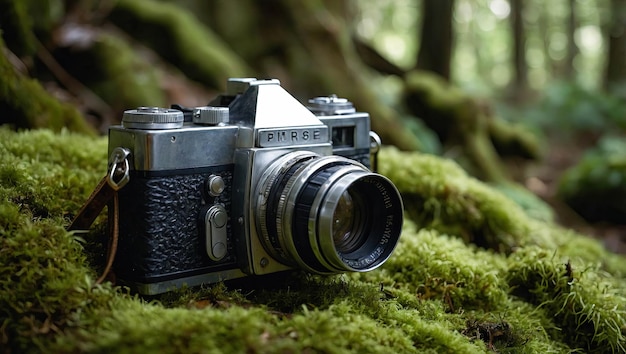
[332,189,364,254]
[256,152,403,274]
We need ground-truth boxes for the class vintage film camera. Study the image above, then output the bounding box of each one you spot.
[108,78,403,294]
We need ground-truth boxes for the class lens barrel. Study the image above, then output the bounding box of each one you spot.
[256,152,402,273]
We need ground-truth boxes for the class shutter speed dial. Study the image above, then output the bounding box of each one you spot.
[122,107,184,130]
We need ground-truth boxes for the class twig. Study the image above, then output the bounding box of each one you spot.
[2,46,29,75]
[35,37,113,131]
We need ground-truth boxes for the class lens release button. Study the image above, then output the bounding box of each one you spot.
[204,205,228,261]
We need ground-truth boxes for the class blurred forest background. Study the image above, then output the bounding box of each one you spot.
[1,0,625,252]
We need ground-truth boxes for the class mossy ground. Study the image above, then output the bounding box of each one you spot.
[1,128,625,353]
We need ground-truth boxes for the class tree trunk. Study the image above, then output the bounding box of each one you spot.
[416,0,455,80]
[564,0,579,78]
[605,0,626,93]
[510,0,527,92]
[538,2,557,78]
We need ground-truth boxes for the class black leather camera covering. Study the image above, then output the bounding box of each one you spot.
[114,166,235,283]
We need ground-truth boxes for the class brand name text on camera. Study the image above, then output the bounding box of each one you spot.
[257,127,328,147]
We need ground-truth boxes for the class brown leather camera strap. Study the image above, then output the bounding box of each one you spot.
[69,176,115,231]
[101,192,119,285]
[68,176,120,285]
[68,147,130,285]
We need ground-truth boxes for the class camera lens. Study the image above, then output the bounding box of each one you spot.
[332,190,363,254]
[256,152,403,274]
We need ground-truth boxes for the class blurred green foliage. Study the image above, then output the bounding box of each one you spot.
[497,81,626,137]
[558,136,626,223]
[402,115,443,155]
[495,80,626,225]
[531,82,626,134]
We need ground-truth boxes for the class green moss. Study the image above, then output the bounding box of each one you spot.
[507,247,626,352]
[379,146,529,252]
[0,36,94,133]
[0,128,106,216]
[379,147,626,278]
[2,129,625,353]
[404,71,474,124]
[488,118,542,160]
[486,300,572,353]
[492,182,554,222]
[356,221,508,311]
[92,33,166,109]
[109,0,252,89]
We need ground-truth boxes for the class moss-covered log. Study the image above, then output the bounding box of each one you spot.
[0,36,93,133]
[1,128,624,353]
[403,70,541,181]
[108,0,253,90]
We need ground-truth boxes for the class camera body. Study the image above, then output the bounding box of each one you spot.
[108,78,402,295]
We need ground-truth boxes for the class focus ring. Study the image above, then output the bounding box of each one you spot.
[291,164,347,273]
